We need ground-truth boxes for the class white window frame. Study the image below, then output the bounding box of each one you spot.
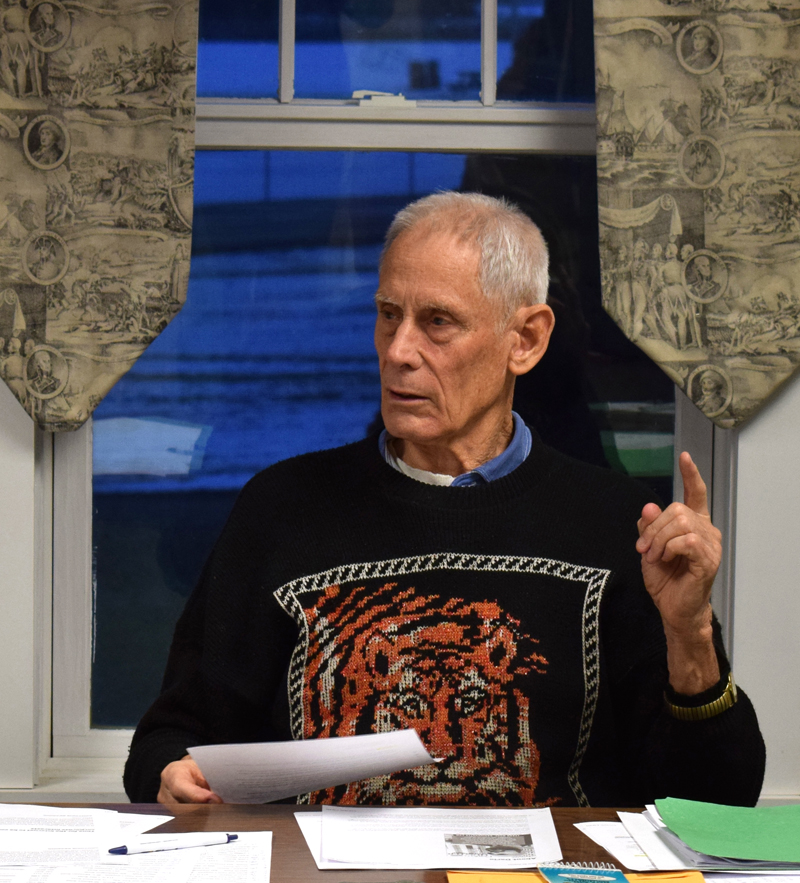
[48,106,598,761]
[3,0,727,797]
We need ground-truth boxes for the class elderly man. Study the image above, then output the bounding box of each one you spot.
[124,192,764,807]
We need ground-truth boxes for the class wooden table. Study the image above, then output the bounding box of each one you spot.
[104,804,631,882]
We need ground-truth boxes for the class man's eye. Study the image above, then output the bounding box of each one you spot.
[430,316,449,327]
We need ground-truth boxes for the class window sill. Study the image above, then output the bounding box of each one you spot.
[0,758,127,803]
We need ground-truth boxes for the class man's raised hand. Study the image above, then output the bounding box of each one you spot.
[636,451,722,693]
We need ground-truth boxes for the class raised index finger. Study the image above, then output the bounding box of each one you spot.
[679,451,709,516]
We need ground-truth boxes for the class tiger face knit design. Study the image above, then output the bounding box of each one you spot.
[275,554,609,806]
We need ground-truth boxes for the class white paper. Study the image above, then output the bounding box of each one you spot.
[618,811,687,871]
[574,821,656,871]
[0,870,35,883]
[189,729,437,803]
[184,832,271,883]
[294,813,382,870]
[116,816,174,838]
[0,805,271,883]
[309,806,561,870]
[0,805,121,866]
[21,831,272,883]
[31,850,195,883]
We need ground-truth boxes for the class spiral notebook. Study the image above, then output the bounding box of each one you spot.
[538,862,628,883]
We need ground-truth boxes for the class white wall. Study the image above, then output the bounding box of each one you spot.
[734,373,800,800]
[0,382,36,788]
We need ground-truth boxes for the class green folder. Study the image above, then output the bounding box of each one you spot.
[656,797,800,864]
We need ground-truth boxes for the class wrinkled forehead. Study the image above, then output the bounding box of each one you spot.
[378,227,484,297]
[386,219,481,263]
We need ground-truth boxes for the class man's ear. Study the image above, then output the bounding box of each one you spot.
[507,303,555,377]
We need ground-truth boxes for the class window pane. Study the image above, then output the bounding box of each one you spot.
[497,0,595,102]
[197,0,278,97]
[91,150,673,728]
[196,0,596,102]
[295,0,481,100]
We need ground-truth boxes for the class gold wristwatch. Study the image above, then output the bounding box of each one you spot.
[665,671,738,721]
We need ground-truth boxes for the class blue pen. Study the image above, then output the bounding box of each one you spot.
[109,833,238,855]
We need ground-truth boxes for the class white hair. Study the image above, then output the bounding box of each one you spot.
[381,191,549,324]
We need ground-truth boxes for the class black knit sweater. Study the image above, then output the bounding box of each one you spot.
[124,433,765,806]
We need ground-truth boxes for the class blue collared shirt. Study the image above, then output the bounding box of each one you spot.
[379,411,532,487]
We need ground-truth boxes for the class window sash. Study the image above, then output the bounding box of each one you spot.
[49,105,596,754]
[276,0,498,105]
[47,0,553,754]
[195,99,596,153]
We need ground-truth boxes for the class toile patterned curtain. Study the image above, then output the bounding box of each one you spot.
[0,0,196,430]
[594,0,800,428]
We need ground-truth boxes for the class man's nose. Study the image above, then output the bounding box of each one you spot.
[384,318,423,369]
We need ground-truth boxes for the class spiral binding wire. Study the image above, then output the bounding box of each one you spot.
[540,863,619,870]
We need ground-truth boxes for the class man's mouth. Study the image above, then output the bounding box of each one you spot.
[388,389,426,402]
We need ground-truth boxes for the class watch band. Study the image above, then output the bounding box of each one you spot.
[665,671,738,721]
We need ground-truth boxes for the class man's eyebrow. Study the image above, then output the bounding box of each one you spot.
[374,292,464,319]
[420,300,461,317]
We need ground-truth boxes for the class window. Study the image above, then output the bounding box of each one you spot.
[48,0,689,769]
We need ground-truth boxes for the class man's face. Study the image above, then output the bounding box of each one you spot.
[693,29,710,52]
[374,228,517,458]
[696,256,712,278]
[39,126,56,147]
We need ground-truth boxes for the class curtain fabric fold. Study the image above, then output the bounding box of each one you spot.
[594,0,800,427]
[0,0,196,430]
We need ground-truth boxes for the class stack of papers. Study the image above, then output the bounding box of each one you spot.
[296,805,562,870]
[0,804,271,883]
[653,798,800,872]
[576,799,800,876]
